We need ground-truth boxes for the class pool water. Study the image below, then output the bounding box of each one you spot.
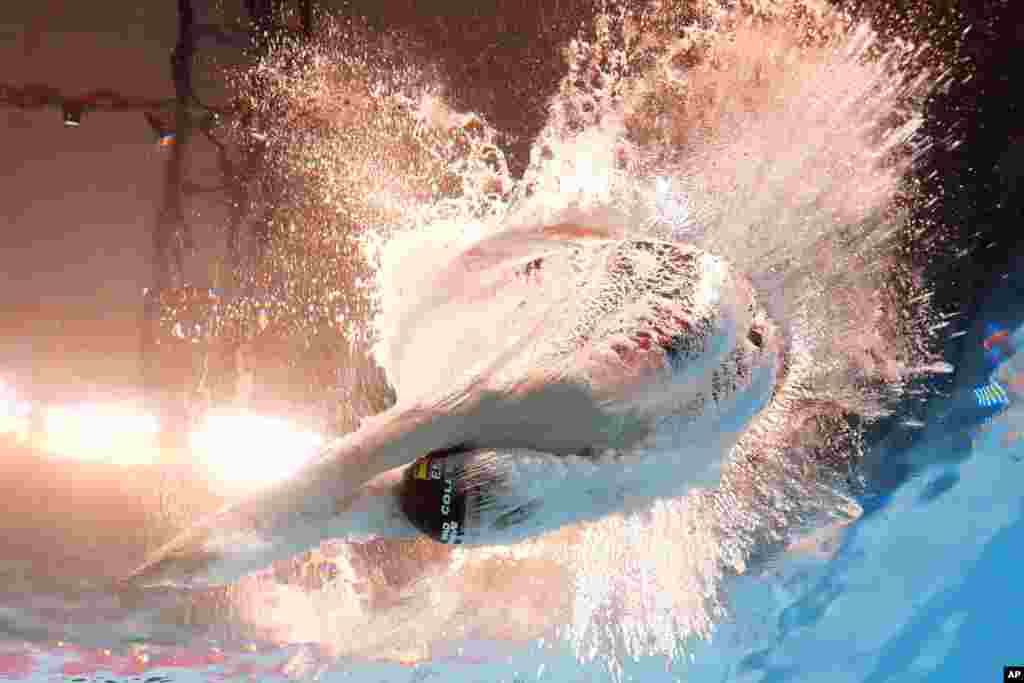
[2,0,1021,680]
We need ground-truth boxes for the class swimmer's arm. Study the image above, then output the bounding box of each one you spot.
[293,388,485,497]
[122,398,478,588]
[225,398,474,533]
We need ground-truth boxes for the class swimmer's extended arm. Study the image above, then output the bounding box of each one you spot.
[123,394,482,588]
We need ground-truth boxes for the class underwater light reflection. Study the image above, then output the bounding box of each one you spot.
[1,393,322,493]
[189,413,324,493]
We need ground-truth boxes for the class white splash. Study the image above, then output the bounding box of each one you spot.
[109,0,948,676]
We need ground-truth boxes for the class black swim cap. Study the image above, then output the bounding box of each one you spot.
[398,445,475,545]
[398,445,555,545]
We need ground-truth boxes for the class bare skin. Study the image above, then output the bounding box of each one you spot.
[123,360,660,588]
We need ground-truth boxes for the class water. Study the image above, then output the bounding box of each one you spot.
[2,0,999,680]
[354,1,942,672]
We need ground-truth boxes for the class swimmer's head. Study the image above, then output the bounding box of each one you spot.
[397,445,559,545]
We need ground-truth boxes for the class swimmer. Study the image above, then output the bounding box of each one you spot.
[935,325,1024,449]
[973,327,1023,410]
[986,328,1024,394]
[125,225,785,589]
[978,327,1024,447]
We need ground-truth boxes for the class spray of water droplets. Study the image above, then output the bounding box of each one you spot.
[200,0,952,676]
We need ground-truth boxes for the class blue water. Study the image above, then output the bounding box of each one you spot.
[690,262,1024,683]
